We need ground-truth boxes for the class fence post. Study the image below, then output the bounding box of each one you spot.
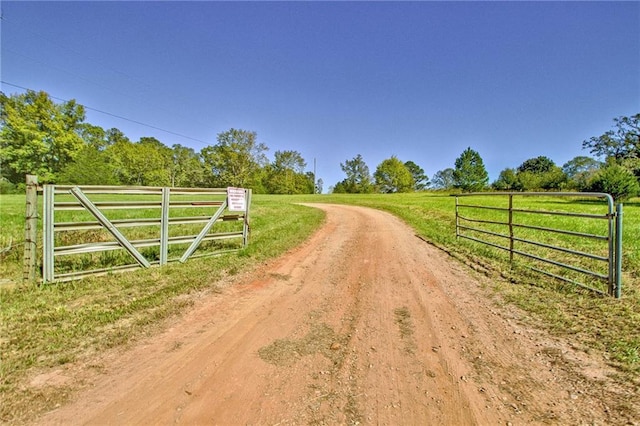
[615,203,623,298]
[22,174,39,282]
[243,189,252,247]
[455,196,459,239]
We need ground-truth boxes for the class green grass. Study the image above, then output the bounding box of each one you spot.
[0,196,324,422]
[1,191,639,422]
[288,192,640,377]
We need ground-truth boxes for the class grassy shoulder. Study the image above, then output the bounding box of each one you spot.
[0,197,324,422]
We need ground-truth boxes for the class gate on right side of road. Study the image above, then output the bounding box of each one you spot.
[454,192,623,298]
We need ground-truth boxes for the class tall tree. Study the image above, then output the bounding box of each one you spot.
[334,154,374,193]
[170,144,205,187]
[106,137,171,186]
[0,90,86,183]
[453,147,489,192]
[492,168,523,191]
[57,145,119,185]
[582,113,640,162]
[201,129,268,188]
[517,156,556,174]
[431,168,455,190]
[404,160,429,190]
[264,150,311,194]
[582,113,640,180]
[562,156,602,191]
[374,156,414,193]
[516,156,566,191]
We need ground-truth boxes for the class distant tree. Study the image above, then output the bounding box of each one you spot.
[201,129,268,188]
[583,113,640,183]
[453,147,489,192]
[0,90,86,183]
[517,156,555,174]
[562,156,602,191]
[582,113,640,163]
[334,154,374,193]
[58,145,119,185]
[492,168,523,191]
[431,168,455,190]
[105,127,130,146]
[77,124,108,150]
[374,156,414,193]
[404,160,429,190]
[170,144,206,187]
[264,150,311,194]
[515,156,566,191]
[586,163,639,202]
[315,178,324,194]
[106,137,171,186]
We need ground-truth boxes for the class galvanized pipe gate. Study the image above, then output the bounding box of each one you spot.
[454,192,623,297]
[40,184,252,282]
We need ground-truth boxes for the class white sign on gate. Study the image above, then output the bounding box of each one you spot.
[227,187,246,212]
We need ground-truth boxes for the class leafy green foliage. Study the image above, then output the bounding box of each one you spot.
[582,113,640,163]
[263,150,313,194]
[517,155,556,174]
[453,147,489,192]
[333,154,375,193]
[562,156,602,191]
[431,168,455,190]
[586,163,640,202]
[57,145,119,185]
[0,90,85,183]
[492,168,523,191]
[201,129,268,188]
[374,156,414,193]
[403,160,429,190]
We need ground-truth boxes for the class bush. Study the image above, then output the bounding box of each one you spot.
[0,178,22,194]
[586,164,640,203]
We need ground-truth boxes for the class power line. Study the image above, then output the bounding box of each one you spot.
[1,81,212,146]
[1,14,215,132]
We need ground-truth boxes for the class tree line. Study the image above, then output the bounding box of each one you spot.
[332,114,640,202]
[0,90,320,194]
[1,90,638,201]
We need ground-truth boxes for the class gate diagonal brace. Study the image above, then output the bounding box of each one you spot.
[70,187,151,268]
[179,199,228,263]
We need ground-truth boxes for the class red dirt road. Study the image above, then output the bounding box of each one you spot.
[36,204,636,425]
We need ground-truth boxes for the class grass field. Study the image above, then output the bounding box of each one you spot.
[1,191,639,422]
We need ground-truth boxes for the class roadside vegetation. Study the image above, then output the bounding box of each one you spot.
[1,192,639,422]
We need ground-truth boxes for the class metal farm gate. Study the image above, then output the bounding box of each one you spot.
[454,192,624,298]
[39,184,251,282]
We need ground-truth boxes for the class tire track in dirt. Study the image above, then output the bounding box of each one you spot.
[34,204,635,425]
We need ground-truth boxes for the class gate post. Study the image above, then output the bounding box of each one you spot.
[42,184,55,283]
[508,194,514,262]
[22,174,38,282]
[615,203,623,298]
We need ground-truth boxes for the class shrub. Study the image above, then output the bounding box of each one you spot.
[586,164,640,203]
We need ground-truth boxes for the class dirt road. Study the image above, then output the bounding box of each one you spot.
[36,204,636,425]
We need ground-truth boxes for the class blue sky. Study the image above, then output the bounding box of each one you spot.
[2,1,639,190]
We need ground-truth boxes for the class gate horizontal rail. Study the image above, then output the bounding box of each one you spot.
[454,192,623,297]
[42,184,252,283]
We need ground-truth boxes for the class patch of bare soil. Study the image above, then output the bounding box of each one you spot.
[33,204,638,425]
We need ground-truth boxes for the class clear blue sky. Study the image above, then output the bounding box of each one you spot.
[2,1,639,190]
